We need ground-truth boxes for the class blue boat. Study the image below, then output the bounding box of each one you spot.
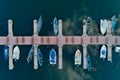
[37,48,43,67]
[37,15,42,34]
[27,46,34,63]
[3,45,9,61]
[111,15,117,32]
[87,54,92,71]
[49,49,56,65]
[53,17,58,35]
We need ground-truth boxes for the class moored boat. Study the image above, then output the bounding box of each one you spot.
[37,15,42,34]
[38,48,43,67]
[111,15,117,32]
[3,45,9,61]
[100,19,108,35]
[27,46,34,63]
[74,49,82,66]
[13,46,20,61]
[53,17,58,35]
[49,49,56,65]
[100,45,107,60]
[87,54,92,71]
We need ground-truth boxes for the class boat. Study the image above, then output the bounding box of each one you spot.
[74,49,82,66]
[49,49,56,65]
[37,15,42,34]
[53,17,58,35]
[13,46,20,61]
[100,19,108,35]
[100,45,107,59]
[115,47,120,53]
[37,48,43,67]
[111,15,117,32]
[87,54,92,71]
[3,45,9,60]
[27,46,34,63]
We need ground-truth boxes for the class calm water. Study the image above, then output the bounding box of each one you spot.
[0,0,120,80]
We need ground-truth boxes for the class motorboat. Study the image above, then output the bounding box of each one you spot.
[100,19,108,35]
[37,48,43,67]
[100,45,107,60]
[87,54,92,71]
[111,15,117,32]
[74,49,82,66]
[49,49,56,65]
[37,15,42,34]
[27,46,34,63]
[3,45,9,60]
[53,17,58,35]
[13,46,20,61]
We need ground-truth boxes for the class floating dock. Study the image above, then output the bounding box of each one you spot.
[2,18,118,70]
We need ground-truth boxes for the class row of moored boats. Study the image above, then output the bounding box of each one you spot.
[3,44,107,71]
[3,45,57,67]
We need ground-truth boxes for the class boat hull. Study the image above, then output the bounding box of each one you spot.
[53,17,58,35]
[38,48,43,67]
[100,19,108,35]
[37,16,42,34]
[49,49,56,65]
[87,54,92,71]
[100,45,107,59]
[74,49,82,66]
[27,46,34,63]
[13,46,20,61]
[3,45,9,60]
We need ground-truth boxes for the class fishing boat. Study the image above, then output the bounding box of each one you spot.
[37,48,43,67]
[111,15,117,32]
[100,19,108,35]
[13,46,20,61]
[37,15,42,34]
[87,54,92,71]
[100,45,107,59]
[3,45,9,60]
[27,46,34,63]
[53,17,58,35]
[49,49,56,65]
[74,49,82,66]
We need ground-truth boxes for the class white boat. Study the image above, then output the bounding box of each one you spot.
[100,45,107,59]
[115,47,120,53]
[100,19,108,35]
[13,46,20,61]
[74,49,82,66]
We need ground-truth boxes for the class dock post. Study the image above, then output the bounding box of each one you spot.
[106,21,112,36]
[106,21,112,62]
[107,45,112,62]
[58,44,63,69]
[33,20,38,36]
[33,20,38,69]
[82,44,87,69]
[58,20,63,69]
[33,45,38,69]
[58,20,63,36]
[8,20,14,70]
[8,20,13,36]
[82,19,87,36]
[8,45,14,70]
[82,19,88,69]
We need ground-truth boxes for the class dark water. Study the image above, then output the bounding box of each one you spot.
[0,0,120,80]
